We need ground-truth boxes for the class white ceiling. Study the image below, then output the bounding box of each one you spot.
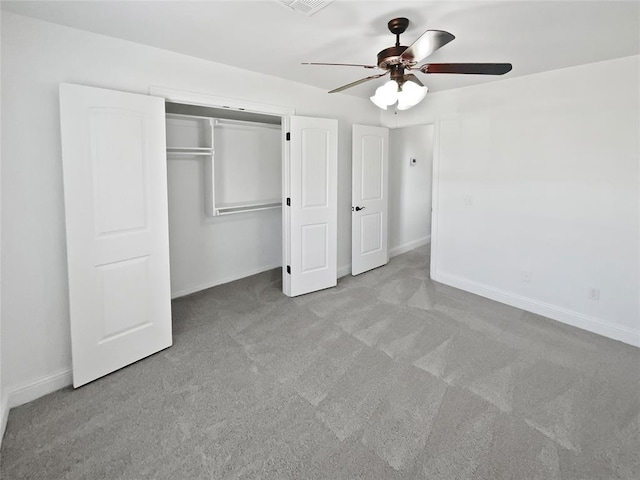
[3,0,639,97]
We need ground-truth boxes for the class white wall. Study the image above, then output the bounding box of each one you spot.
[388,125,433,256]
[168,162,282,298]
[0,13,378,404]
[0,5,6,446]
[382,55,640,346]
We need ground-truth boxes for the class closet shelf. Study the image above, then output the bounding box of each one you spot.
[166,147,213,158]
[167,147,212,151]
[165,107,280,217]
[215,199,282,216]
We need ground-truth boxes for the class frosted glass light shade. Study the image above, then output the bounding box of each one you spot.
[396,81,428,111]
[370,80,399,109]
[370,92,389,110]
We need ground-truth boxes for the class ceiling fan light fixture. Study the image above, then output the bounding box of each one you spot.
[396,81,428,110]
[370,94,388,110]
[370,80,399,109]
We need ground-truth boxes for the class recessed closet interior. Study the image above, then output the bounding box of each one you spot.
[164,102,283,298]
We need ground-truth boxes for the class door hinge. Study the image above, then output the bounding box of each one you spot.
[286,197,291,206]
[286,265,291,274]
[286,132,291,141]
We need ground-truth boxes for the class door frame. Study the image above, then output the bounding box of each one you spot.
[148,87,296,295]
[428,119,442,281]
[385,121,437,265]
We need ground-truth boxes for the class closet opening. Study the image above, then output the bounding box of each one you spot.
[164,101,285,299]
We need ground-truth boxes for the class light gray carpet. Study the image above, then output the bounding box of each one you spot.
[2,246,639,479]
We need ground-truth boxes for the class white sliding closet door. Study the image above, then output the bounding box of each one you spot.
[285,116,338,297]
[351,124,389,275]
[59,83,172,387]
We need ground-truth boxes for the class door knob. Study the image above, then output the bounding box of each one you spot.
[355,206,365,211]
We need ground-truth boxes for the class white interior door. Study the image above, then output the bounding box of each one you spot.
[285,116,338,297]
[59,83,172,387]
[351,124,389,276]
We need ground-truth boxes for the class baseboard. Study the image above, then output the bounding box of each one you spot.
[337,237,432,279]
[171,263,282,299]
[0,393,8,448]
[1,369,73,444]
[337,264,351,278]
[389,235,431,258]
[433,271,640,348]
[7,369,73,409]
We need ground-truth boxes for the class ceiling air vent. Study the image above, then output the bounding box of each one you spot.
[277,0,335,16]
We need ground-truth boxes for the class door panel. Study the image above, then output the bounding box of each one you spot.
[352,125,389,276]
[59,83,172,387]
[287,116,338,297]
[98,256,151,341]
[92,110,148,233]
[301,129,329,207]
[360,212,383,254]
[301,224,328,271]
[361,137,384,200]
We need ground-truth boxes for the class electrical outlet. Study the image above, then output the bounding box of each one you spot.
[588,288,600,300]
[523,271,532,283]
[464,195,473,206]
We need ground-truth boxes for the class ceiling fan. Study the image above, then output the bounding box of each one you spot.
[303,17,512,110]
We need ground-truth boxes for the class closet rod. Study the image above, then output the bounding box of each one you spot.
[166,151,213,157]
[214,118,281,130]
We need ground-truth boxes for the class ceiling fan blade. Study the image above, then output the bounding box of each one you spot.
[403,73,424,87]
[328,72,389,93]
[400,30,455,63]
[419,63,513,75]
[302,62,378,69]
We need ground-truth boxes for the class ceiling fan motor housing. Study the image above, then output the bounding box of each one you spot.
[377,47,413,86]
[377,46,410,69]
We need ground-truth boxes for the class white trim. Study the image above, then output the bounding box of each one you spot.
[149,86,295,117]
[171,263,281,299]
[430,116,446,281]
[7,369,73,409]
[0,394,8,447]
[215,119,281,131]
[389,236,431,258]
[432,271,640,348]
[338,238,431,280]
[337,264,351,278]
[2,370,73,444]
